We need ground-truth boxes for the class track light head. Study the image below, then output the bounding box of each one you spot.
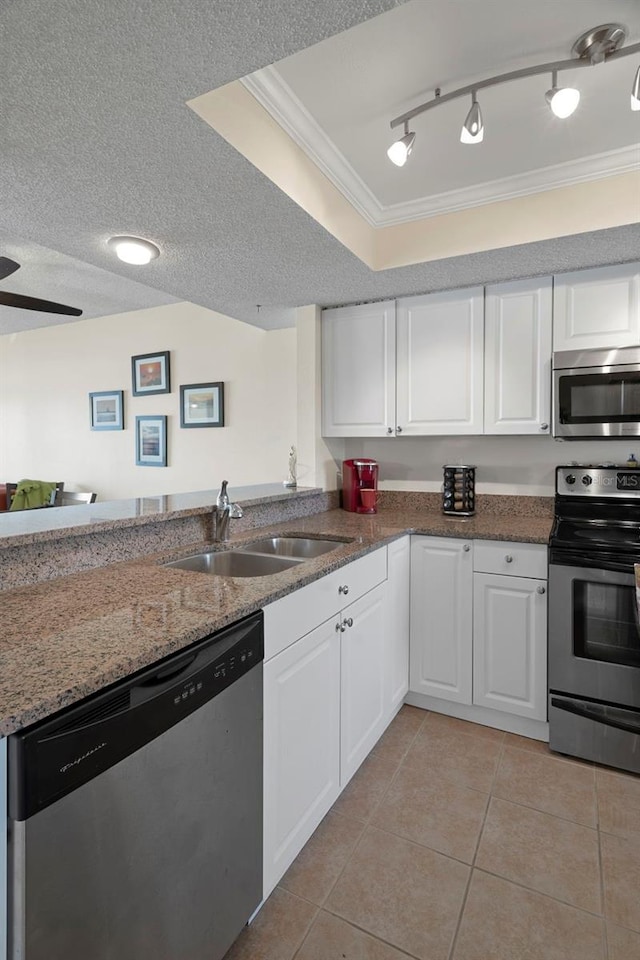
[545,71,580,118]
[387,122,415,166]
[460,92,484,144]
[632,65,640,111]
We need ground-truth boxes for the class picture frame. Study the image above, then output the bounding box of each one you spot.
[89,390,124,430]
[131,351,171,396]
[180,381,225,428]
[135,415,167,467]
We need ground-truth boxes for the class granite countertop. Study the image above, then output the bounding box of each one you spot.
[0,507,552,736]
[0,484,323,549]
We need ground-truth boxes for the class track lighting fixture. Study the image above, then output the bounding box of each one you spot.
[545,71,580,118]
[386,121,415,167]
[632,65,640,111]
[387,23,640,165]
[460,92,484,144]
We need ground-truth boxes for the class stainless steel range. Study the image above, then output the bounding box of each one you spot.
[549,465,640,774]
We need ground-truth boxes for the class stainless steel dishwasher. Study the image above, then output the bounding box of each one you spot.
[7,611,263,960]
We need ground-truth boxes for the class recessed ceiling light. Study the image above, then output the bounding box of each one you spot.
[107,236,160,265]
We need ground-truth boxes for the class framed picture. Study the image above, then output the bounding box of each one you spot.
[131,351,171,396]
[89,390,124,430]
[135,415,167,467]
[180,382,225,428]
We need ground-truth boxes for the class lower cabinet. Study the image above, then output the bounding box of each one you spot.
[263,617,341,898]
[410,536,547,723]
[262,544,406,898]
[473,573,547,720]
[340,582,387,786]
[409,537,473,704]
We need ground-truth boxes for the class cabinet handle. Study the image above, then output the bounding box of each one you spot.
[396,425,403,434]
[463,544,471,552]
[338,584,349,596]
[540,423,549,431]
[537,585,546,595]
[505,554,513,563]
[335,621,345,633]
[386,427,393,435]
[342,617,354,629]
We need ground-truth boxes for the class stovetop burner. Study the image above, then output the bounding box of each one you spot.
[551,465,640,567]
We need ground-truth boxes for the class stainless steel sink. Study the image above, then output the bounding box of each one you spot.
[237,536,345,559]
[164,550,303,577]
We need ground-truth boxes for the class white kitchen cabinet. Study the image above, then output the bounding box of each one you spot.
[485,277,552,435]
[322,301,396,437]
[396,288,484,435]
[262,545,397,896]
[263,616,341,898]
[385,536,410,720]
[553,262,640,352]
[472,541,547,722]
[473,573,547,721]
[409,536,473,704]
[340,582,387,786]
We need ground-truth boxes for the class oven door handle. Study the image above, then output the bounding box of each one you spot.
[551,696,640,737]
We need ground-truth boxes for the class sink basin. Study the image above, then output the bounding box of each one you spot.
[237,536,345,559]
[164,550,303,577]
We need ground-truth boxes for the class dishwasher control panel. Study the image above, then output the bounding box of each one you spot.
[9,611,264,820]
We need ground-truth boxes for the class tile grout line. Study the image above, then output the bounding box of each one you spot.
[446,730,506,960]
[304,709,432,920]
[595,772,610,960]
[309,908,424,960]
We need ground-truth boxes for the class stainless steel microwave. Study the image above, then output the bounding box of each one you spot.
[553,346,640,439]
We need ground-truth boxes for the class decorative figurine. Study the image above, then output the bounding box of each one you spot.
[284,445,297,488]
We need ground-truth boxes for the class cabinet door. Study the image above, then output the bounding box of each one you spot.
[263,617,341,897]
[409,536,473,704]
[485,278,552,435]
[385,537,410,719]
[473,573,547,721]
[553,263,640,352]
[396,288,484,435]
[340,582,387,786]
[321,301,396,437]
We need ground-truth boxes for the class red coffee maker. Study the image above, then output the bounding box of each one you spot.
[342,458,379,514]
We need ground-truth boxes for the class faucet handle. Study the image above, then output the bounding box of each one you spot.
[217,480,229,508]
[229,503,243,519]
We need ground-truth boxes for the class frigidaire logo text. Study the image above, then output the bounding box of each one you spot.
[60,742,107,773]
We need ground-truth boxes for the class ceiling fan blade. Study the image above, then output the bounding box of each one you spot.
[0,290,82,316]
[0,257,20,281]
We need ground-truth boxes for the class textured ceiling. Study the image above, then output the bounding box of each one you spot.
[0,235,177,335]
[1,0,639,334]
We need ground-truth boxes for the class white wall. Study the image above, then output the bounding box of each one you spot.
[0,302,297,500]
[343,435,640,495]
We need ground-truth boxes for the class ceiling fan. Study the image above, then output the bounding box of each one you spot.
[0,256,82,316]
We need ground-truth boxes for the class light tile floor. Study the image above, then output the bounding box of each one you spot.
[224,706,640,960]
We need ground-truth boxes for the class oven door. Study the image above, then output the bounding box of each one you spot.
[548,560,640,709]
[553,362,640,438]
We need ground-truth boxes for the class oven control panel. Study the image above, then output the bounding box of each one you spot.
[556,465,640,498]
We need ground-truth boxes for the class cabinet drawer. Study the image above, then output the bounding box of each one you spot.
[263,547,387,661]
[473,540,547,579]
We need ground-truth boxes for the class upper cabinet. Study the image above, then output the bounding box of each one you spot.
[396,288,484,435]
[322,301,396,437]
[484,277,552,436]
[553,263,640,353]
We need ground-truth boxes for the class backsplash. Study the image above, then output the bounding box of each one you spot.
[378,490,553,518]
[342,435,640,495]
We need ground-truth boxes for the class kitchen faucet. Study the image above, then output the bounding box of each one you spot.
[214,480,243,541]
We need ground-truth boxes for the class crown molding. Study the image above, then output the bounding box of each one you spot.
[241,68,383,226]
[243,65,640,228]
